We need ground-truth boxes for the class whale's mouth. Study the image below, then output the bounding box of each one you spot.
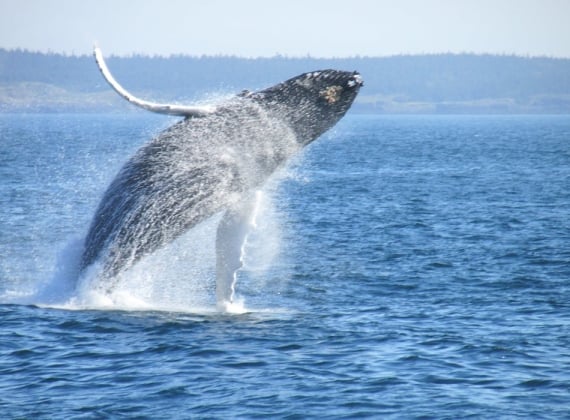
[348,73,364,88]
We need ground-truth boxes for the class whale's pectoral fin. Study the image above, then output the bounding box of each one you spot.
[94,46,216,118]
[215,194,260,310]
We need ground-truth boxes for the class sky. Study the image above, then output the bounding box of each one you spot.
[1,0,569,58]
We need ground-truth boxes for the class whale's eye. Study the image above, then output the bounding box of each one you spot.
[319,85,343,104]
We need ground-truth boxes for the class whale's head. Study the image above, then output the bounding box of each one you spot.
[250,70,363,145]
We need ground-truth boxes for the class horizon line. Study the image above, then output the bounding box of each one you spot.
[1,46,570,61]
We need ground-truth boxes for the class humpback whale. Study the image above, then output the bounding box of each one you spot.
[81,47,362,306]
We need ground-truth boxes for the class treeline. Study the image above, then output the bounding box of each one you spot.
[1,48,570,113]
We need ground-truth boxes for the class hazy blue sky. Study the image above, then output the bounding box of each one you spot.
[1,0,569,57]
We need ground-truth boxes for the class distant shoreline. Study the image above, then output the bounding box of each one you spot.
[1,49,569,114]
[0,85,567,115]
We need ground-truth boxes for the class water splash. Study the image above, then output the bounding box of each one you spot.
[0,100,307,314]
[1,176,289,315]
[80,98,300,292]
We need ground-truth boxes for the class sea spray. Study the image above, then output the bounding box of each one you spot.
[74,213,221,312]
[0,169,292,314]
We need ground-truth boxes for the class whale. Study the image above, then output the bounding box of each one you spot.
[80,47,362,306]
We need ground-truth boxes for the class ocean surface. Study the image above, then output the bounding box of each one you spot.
[1,113,569,418]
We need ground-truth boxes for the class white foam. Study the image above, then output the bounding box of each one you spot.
[0,130,300,316]
[1,237,83,307]
[0,179,292,316]
[217,296,248,314]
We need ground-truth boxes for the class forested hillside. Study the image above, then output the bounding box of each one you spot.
[1,49,569,113]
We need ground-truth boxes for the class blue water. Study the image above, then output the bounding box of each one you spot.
[1,114,569,418]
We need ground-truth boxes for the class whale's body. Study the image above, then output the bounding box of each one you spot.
[80,101,298,279]
[80,48,362,304]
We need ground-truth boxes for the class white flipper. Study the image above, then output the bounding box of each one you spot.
[94,46,215,117]
[215,194,260,310]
